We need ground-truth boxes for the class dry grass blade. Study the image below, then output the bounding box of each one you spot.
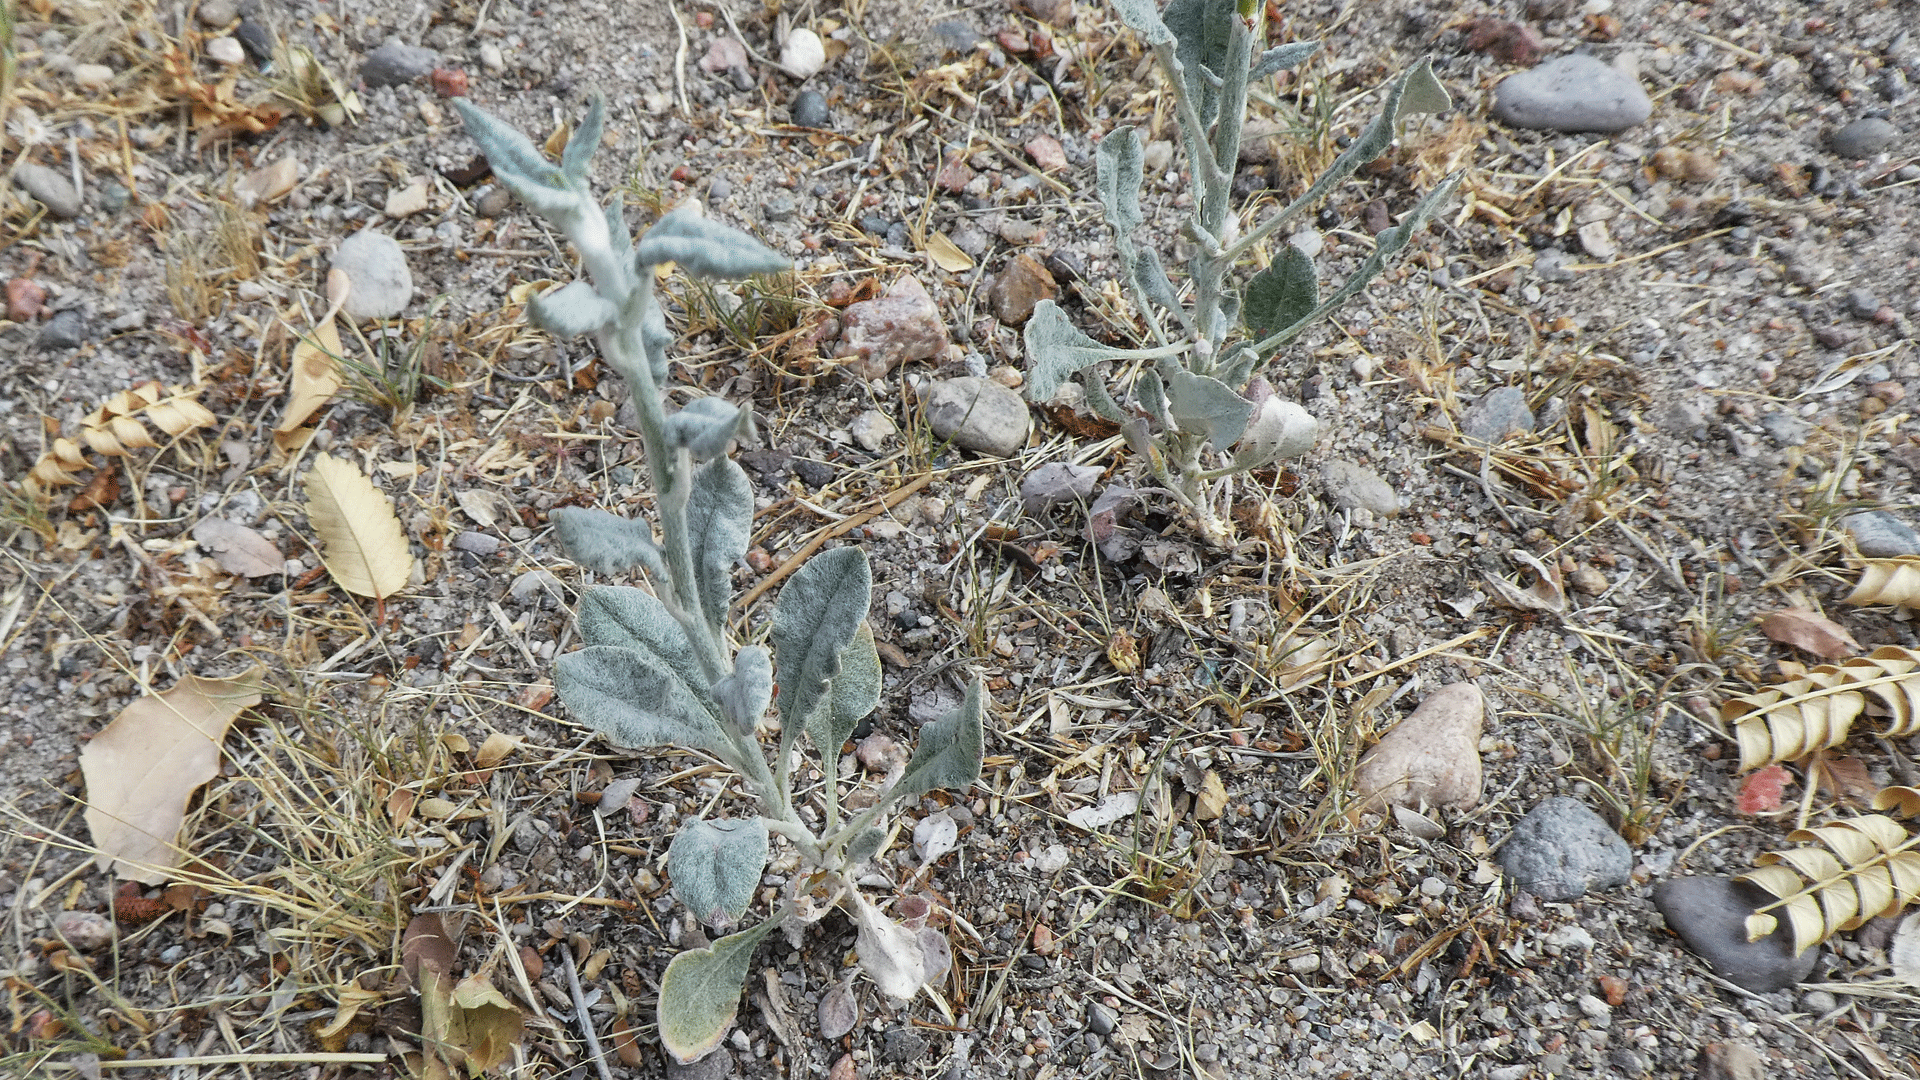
[1739,814,1920,956]
[305,453,415,599]
[1845,558,1920,610]
[1721,646,1920,771]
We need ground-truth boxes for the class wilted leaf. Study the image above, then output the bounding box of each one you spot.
[1892,914,1920,988]
[1759,607,1861,660]
[1818,755,1878,805]
[817,980,859,1040]
[1191,769,1228,821]
[913,811,958,866]
[926,231,973,272]
[191,516,283,577]
[454,488,515,531]
[658,917,779,1064]
[274,314,343,438]
[845,891,930,1003]
[81,667,265,883]
[401,911,457,992]
[305,454,415,599]
[1737,764,1791,814]
[1066,791,1140,831]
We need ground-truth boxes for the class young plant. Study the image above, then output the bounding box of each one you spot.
[1024,0,1464,545]
[453,95,986,1064]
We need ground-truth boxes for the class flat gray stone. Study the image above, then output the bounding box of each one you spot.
[1830,116,1897,159]
[451,531,502,555]
[664,1047,733,1080]
[1320,460,1400,517]
[1759,411,1811,447]
[330,230,413,319]
[360,38,440,87]
[1492,54,1652,133]
[1652,875,1820,992]
[1497,797,1631,901]
[13,163,82,219]
[1843,510,1920,558]
[1462,386,1535,443]
[36,309,87,350]
[926,376,1030,457]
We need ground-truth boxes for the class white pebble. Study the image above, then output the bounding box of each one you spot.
[205,36,246,66]
[782,28,826,79]
[479,43,505,72]
[73,63,113,89]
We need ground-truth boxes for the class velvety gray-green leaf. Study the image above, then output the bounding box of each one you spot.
[814,623,880,754]
[1109,0,1173,44]
[1023,301,1122,403]
[529,280,617,338]
[1243,243,1317,349]
[560,91,605,184]
[1233,397,1319,468]
[668,816,769,926]
[452,98,578,218]
[897,677,986,798]
[686,458,753,638]
[771,547,871,733]
[1096,126,1144,242]
[657,916,779,1065]
[713,645,772,736]
[639,297,673,382]
[1250,41,1319,81]
[577,586,711,696]
[633,203,790,279]
[551,507,666,578]
[1279,58,1451,224]
[1217,344,1258,389]
[555,645,728,754]
[1166,369,1254,450]
[1131,246,1184,321]
[1081,371,1129,426]
[847,827,887,864]
[1163,0,1235,126]
[667,397,751,461]
[1137,367,1170,430]
[603,192,631,260]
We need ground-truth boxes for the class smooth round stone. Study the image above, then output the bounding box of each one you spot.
[792,89,829,128]
[1492,54,1652,133]
[330,230,414,320]
[1830,117,1897,159]
[1652,875,1820,992]
[1842,510,1920,558]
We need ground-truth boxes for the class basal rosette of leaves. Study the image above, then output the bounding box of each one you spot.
[1025,0,1464,545]
[455,94,986,1065]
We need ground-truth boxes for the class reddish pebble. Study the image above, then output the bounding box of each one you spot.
[746,546,774,572]
[1410,532,1433,545]
[694,11,713,28]
[670,164,695,183]
[1024,134,1067,173]
[1598,974,1627,1008]
[430,67,469,97]
[1869,381,1906,404]
[1032,923,1054,954]
[934,154,974,194]
[996,29,1030,54]
[519,945,544,981]
[6,278,46,321]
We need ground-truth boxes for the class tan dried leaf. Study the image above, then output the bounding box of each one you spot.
[1721,646,1920,771]
[191,516,284,577]
[1274,633,1335,691]
[305,453,415,598]
[926,231,974,272]
[1192,770,1228,821]
[275,314,344,436]
[27,383,216,491]
[474,732,518,769]
[1846,558,1920,609]
[1874,786,1920,818]
[80,667,266,883]
[1761,607,1861,659]
[1485,550,1566,614]
[1738,813,1920,955]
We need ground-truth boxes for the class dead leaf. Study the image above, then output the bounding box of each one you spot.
[1106,630,1139,673]
[1274,634,1335,691]
[191,516,284,577]
[305,453,416,598]
[455,489,514,530]
[1485,551,1566,614]
[1759,607,1860,660]
[1891,914,1920,988]
[925,231,973,272]
[80,667,265,883]
[1817,755,1878,805]
[1736,764,1791,814]
[1192,770,1228,821]
[275,314,344,443]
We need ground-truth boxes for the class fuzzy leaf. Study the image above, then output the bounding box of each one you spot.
[560,92,605,184]
[452,98,581,219]
[555,645,729,754]
[845,891,931,1002]
[1243,243,1317,348]
[633,202,789,279]
[1131,246,1184,319]
[577,586,709,692]
[772,547,871,732]
[825,624,882,744]
[668,816,770,926]
[657,917,779,1064]
[687,458,753,639]
[1262,59,1452,237]
[1109,0,1173,44]
[1162,0,1234,126]
[897,678,986,799]
[551,507,667,579]
[713,645,773,736]
[1166,369,1254,450]
[1138,368,1170,429]
[1024,301,1122,402]
[1250,40,1319,81]
[667,397,751,462]
[847,827,887,864]
[529,280,617,338]
[1095,126,1145,245]
[1233,396,1318,468]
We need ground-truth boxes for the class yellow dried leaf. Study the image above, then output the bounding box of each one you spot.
[108,414,157,451]
[1845,558,1920,609]
[926,231,973,272]
[1721,646,1920,771]
[305,453,415,598]
[146,396,217,436]
[79,667,266,883]
[1741,814,1920,955]
[1875,786,1920,818]
[82,426,127,457]
[276,315,344,434]
[474,732,518,769]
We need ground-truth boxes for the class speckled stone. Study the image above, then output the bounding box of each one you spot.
[1492,54,1652,133]
[1497,797,1632,901]
[1829,117,1897,159]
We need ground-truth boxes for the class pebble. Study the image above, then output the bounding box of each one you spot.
[13,164,81,219]
[849,409,897,451]
[478,43,506,72]
[1491,54,1652,133]
[837,275,947,379]
[1024,134,1068,173]
[664,1047,733,1080]
[206,36,246,66]
[1829,116,1897,159]
[1496,797,1632,901]
[236,156,300,208]
[926,377,1031,457]
[330,230,414,320]
[929,20,983,56]
[1842,510,1920,558]
[1846,288,1882,320]
[73,62,113,90]
[7,278,47,321]
[1351,682,1484,813]
[37,309,88,350]
[1020,462,1102,512]
[1698,1042,1765,1080]
[476,186,513,217]
[360,39,440,87]
[880,1028,928,1063]
[986,253,1057,326]
[452,531,501,555]
[384,177,430,218]
[781,27,826,79]
[1320,460,1400,517]
[1531,247,1575,283]
[1758,410,1811,446]
[234,20,273,65]
[1461,385,1535,443]
[791,89,829,127]
[198,0,237,26]
[1087,1001,1117,1036]
[1651,875,1820,992]
[53,910,114,951]
[1576,219,1617,260]
[762,191,797,221]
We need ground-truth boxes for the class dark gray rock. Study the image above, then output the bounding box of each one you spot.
[1830,116,1897,158]
[1532,247,1575,282]
[360,38,440,87]
[1021,462,1101,512]
[791,89,829,127]
[762,191,797,221]
[452,531,502,555]
[928,20,983,56]
[926,377,1030,457]
[14,164,82,219]
[1087,1001,1117,1036]
[1847,288,1883,320]
[1492,54,1652,133]
[664,1047,733,1080]
[1652,875,1820,992]
[1462,386,1536,443]
[1321,460,1400,517]
[880,1028,928,1063]
[37,309,87,350]
[1497,797,1631,901]
[1843,510,1920,558]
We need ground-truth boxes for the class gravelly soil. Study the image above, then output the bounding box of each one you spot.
[2,1,1918,1078]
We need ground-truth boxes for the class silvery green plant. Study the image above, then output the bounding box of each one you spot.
[1025,0,1464,545]
[454,94,986,1065]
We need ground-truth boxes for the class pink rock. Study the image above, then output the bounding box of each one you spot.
[700,37,748,73]
[837,276,947,379]
[1352,683,1485,814]
[857,733,903,773]
[935,154,974,194]
[1025,134,1067,173]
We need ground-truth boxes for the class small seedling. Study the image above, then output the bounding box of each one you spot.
[1024,0,1463,545]
[454,94,985,1064]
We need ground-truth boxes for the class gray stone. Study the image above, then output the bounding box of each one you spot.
[1654,398,1708,438]
[1847,288,1883,320]
[1020,462,1101,512]
[1532,247,1575,282]
[330,230,413,319]
[1843,510,1920,558]
[1830,116,1897,158]
[1759,410,1811,447]
[359,38,439,88]
[452,531,502,555]
[36,309,87,350]
[1492,54,1652,133]
[1652,875,1820,992]
[880,1028,928,1063]
[1320,460,1400,516]
[13,164,82,219]
[664,1047,733,1080]
[197,0,237,26]
[791,89,829,127]
[475,187,512,218]
[1697,1041,1765,1080]
[1497,797,1632,901]
[926,376,1030,457]
[1087,1001,1117,1036]
[1462,386,1535,443]
[762,191,797,221]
